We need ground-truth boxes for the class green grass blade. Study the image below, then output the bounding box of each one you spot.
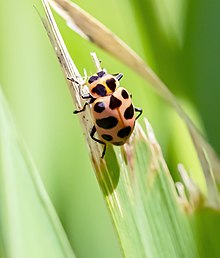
[99,120,220,258]
[0,88,75,258]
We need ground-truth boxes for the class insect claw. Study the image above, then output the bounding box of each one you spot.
[67,77,79,84]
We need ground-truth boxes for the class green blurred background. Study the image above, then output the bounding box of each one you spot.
[0,0,220,257]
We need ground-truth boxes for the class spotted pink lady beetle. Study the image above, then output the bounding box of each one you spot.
[69,70,142,158]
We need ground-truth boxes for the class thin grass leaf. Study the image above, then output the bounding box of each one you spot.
[46,0,220,206]
[39,0,104,165]
[40,0,121,197]
[39,2,220,258]
[0,88,75,258]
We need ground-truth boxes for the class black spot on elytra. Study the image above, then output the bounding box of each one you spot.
[121,89,129,99]
[109,95,122,109]
[88,75,98,84]
[97,71,106,78]
[106,78,116,92]
[94,102,105,113]
[92,84,107,97]
[117,126,132,138]
[96,116,118,129]
[102,134,113,141]
[124,104,134,119]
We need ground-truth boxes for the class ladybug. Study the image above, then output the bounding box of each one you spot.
[69,70,142,158]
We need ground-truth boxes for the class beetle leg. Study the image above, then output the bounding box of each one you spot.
[73,102,90,114]
[67,77,87,87]
[67,69,87,85]
[134,107,143,120]
[67,77,79,84]
[81,93,92,99]
[73,96,95,114]
[90,126,107,158]
[67,77,93,100]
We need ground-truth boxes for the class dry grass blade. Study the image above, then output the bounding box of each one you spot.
[40,0,127,197]
[41,0,101,164]
[47,0,220,204]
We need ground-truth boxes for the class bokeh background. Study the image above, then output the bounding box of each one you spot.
[0,0,220,257]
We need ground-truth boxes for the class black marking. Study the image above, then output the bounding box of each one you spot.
[73,102,89,114]
[96,116,118,129]
[92,84,107,96]
[88,75,98,84]
[121,89,129,99]
[124,104,134,119]
[67,77,79,84]
[102,134,113,141]
[106,78,117,92]
[117,126,132,138]
[94,102,105,113]
[109,95,122,109]
[112,141,124,146]
[97,71,106,77]
[135,107,143,120]
[90,126,106,158]
[89,98,96,104]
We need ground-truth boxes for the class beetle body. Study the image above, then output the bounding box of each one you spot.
[92,87,135,146]
[72,69,142,158]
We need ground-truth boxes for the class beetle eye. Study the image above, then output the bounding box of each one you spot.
[88,75,98,83]
[97,71,106,78]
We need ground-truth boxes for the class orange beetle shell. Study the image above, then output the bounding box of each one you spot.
[91,87,135,145]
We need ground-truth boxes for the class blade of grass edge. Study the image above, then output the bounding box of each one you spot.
[0,87,75,258]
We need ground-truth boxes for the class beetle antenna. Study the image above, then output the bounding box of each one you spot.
[115,73,123,81]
